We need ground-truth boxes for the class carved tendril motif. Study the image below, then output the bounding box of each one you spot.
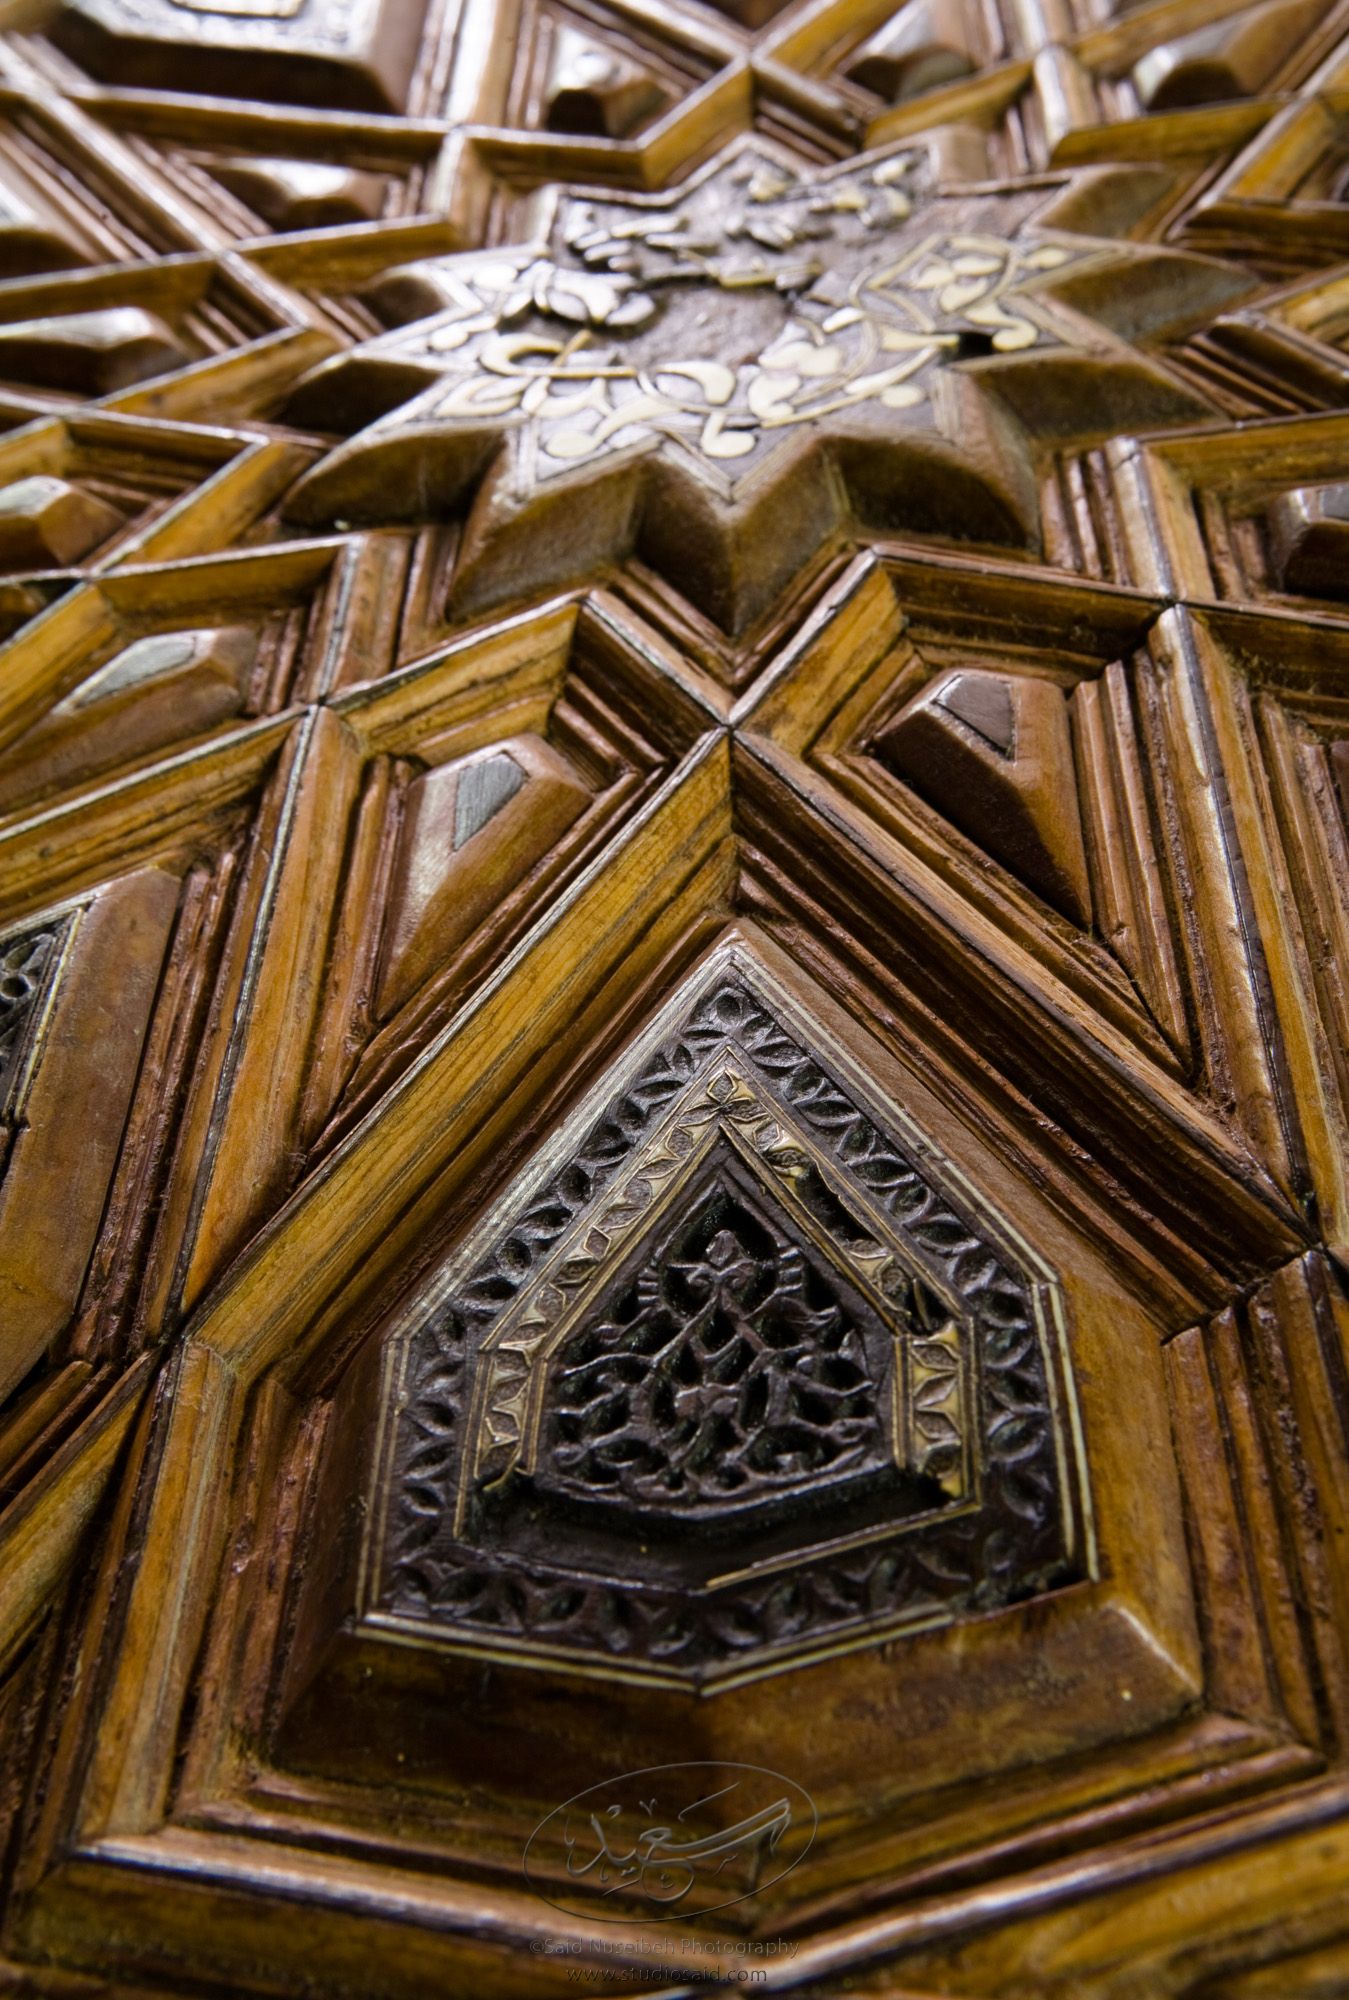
[382,975,1075,1671]
[381,152,1075,476]
[0,924,62,1114]
[542,1172,890,1509]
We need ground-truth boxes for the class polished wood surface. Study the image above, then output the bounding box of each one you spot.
[0,0,1346,1991]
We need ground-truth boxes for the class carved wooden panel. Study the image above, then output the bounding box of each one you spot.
[0,0,1347,1993]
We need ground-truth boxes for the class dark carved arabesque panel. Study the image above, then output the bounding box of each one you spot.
[0,919,65,1118]
[379,966,1077,1678]
[540,1159,892,1510]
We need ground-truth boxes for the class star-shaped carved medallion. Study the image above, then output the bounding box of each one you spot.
[285,139,1240,632]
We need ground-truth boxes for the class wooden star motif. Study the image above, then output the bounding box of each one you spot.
[284,137,1243,632]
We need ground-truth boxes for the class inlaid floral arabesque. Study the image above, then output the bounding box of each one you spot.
[295,143,1093,494]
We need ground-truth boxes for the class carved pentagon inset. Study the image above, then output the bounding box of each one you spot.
[0,544,348,816]
[373,951,1079,1683]
[0,476,124,570]
[303,598,708,1167]
[0,412,309,586]
[0,259,303,411]
[841,0,976,103]
[53,0,430,111]
[755,559,1192,1068]
[0,625,256,811]
[212,157,389,230]
[374,735,590,1020]
[875,665,1092,924]
[541,21,671,136]
[1130,0,1316,110]
[1102,414,1349,606]
[1267,481,1349,597]
[0,307,184,395]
